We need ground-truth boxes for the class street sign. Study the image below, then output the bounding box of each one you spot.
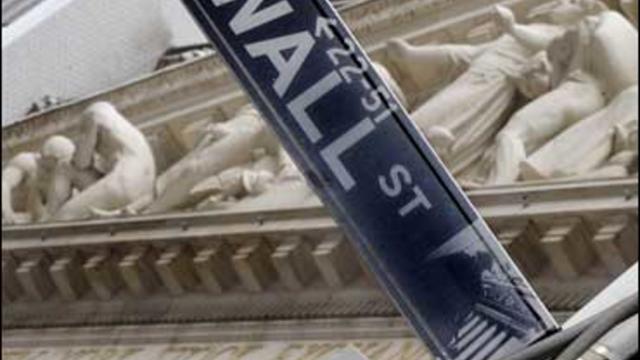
[180,1,558,359]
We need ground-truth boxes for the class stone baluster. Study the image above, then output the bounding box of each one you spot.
[497,221,547,277]
[156,245,199,296]
[271,236,317,290]
[2,257,22,303]
[16,254,55,301]
[118,246,160,297]
[193,243,237,294]
[312,234,360,288]
[84,251,122,301]
[50,251,89,301]
[232,240,277,292]
[540,218,597,280]
[592,216,638,275]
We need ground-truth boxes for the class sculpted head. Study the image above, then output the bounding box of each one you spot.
[7,152,39,176]
[528,0,608,24]
[40,135,76,170]
[83,101,122,123]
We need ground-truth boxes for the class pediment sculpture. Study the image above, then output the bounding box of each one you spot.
[388,0,638,187]
[3,102,156,224]
[2,1,638,224]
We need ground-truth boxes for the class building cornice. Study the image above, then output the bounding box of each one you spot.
[3,178,637,250]
[3,179,637,329]
[3,317,415,348]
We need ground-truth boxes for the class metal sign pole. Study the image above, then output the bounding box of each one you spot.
[180,1,558,359]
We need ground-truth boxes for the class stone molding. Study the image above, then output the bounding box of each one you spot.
[3,179,637,328]
[3,317,415,348]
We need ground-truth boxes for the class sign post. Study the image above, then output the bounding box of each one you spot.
[180,1,558,359]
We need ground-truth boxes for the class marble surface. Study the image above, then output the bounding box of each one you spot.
[2,339,429,360]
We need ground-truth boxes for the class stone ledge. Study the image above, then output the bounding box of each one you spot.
[3,178,636,248]
[2,179,637,328]
[2,317,414,348]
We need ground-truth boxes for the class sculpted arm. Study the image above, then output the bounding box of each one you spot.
[73,116,100,170]
[72,168,102,190]
[387,39,484,69]
[190,166,248,199]
[2,167,23,223]
[495,6,561,52]
[44,167,73,218]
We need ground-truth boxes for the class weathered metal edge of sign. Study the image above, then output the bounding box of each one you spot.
[180,1,558,359]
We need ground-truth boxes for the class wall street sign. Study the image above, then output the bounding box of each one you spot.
[180,1,558,359]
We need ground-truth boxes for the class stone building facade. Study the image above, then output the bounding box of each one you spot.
[2,0,638,359]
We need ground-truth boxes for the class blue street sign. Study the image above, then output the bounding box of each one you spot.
[180,1,558,359]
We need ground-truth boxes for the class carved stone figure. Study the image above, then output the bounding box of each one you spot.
[522,86,638,179]
[52,102,156,221]
[37,136,97,220]
[2,136,78,224]
[203,63,399,211]
[387,9,563,176]
[386,40,480,105]
[487,1,638,184]
[2,153,39,225]
[591,118,638,178]
[143,105,279,213]
[141,61,403,213]
[195,147,309,211]
[191,147,280,209]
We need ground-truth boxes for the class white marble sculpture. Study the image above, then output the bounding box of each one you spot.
[210,62,406,211]
[195,146,314,211]
[191,147,280,209]
[228,151,321,211]
[140,61,405,214]
[387,8,564,176]
[589,118,638,178]
[2,136,78,224]
[487,1,638,184]
[522,86,638,179]
[143,105,280,213]
[52,102,156,221]
[2,152,40,224]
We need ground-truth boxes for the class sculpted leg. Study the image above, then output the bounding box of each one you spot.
[488,131,527,185]
[146,107,270,214]
[386,39,480,96]
[2,154,39,224]
[523,86,638,180]
[53,175,124,222]
[2,167,25,225]
[488,78,605,184]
